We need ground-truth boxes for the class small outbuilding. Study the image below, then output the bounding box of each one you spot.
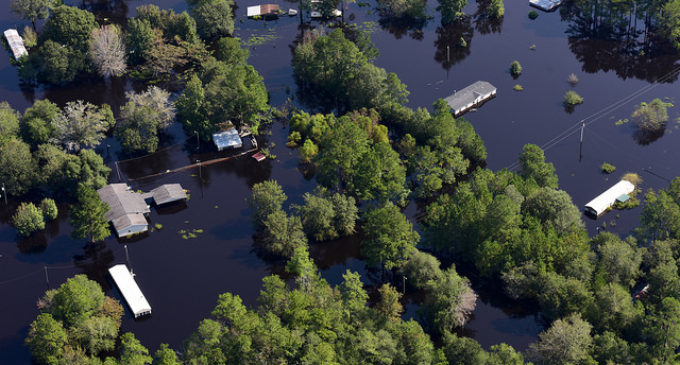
[108,264,151,318]
[147,184,187,205]
[247,4,280,17]
[213,128,243,151]
[529,0,562,11]
[98,183,150,237]
[444,81,497,116]
[3,29,28,60]
[584,180,635,217]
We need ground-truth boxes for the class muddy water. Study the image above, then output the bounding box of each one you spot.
[2,0,680,363]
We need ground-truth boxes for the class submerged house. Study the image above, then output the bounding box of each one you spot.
[444,81,497,116]
[584,180,635,217]
[98,184,151,237]
[529,0,562,11]
[212,128,243,151]
[3,29,28,60]
[247,4,280,18]
[144,184,187,205]
[108,264,152,318]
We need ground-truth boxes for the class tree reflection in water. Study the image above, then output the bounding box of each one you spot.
[473,0,503,35]
[434,16,474,71]
[378,15,427,40]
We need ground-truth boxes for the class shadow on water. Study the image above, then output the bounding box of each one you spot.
[473,0,503,35]
[378,15,427,40]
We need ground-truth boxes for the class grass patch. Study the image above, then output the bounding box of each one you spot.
[622,172,643,187]
[601,162,616,174]
[513,84,524,91]
[564,90,583,105]
[154,223,163,230]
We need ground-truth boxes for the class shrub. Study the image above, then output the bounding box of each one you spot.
[563,91,583,105]
[40,198,58,221]
[510,61,522,77]
[514,84,524,91]
[568,73,579,85]
[12,202,45,237]
[600,163,616,174]
[631,98,672,132]
[621,173,642,187]
[528,10,538,19]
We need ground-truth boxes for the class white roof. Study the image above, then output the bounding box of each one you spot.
[247,5,261,16]
[108,264,151,317]
[584,180,635,216]
[529,0,562,11]
[4,29,28,60]
[212,128,242,149]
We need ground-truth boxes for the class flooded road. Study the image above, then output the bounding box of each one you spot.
[2,0,680,363]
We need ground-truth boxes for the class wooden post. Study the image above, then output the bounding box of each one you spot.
[124,245,133,276]
[402,275,407,295]
[579,121,585,162]
[44,266,49,289]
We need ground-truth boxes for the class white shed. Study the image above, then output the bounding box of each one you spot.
[108,264,152,318]
[3,29,28,60]
[584,180,635,217]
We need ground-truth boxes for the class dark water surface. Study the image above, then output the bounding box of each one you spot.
[2,0,680,363]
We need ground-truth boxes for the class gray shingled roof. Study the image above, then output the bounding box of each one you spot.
[444,81,496,112]
[150,184,187,205]
[97,184,150,233]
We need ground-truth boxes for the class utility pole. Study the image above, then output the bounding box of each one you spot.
[402,275,407,295]
[115,161,122,182]
[195,131,200,152]
[579,120,585,162]
[1,183,6,205]
[124,245,133,276]
[44,266,50,289]
[446,45,450,62]
[197,160,203,199]
[106,144,111,161]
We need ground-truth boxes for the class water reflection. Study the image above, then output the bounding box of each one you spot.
[473,0,503,35]
[73,241,115,290]
[434,17,474,71]
[378,16,426,40]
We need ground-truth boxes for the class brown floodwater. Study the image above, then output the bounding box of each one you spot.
[2,0,680,363]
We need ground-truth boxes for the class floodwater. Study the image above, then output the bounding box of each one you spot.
[2,0,680,363]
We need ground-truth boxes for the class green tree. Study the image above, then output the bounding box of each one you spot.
[588,283,640,333]
[119,332,153,365]
[510,61,522,77]
[487,0,504,18]
[70,185,110,243]
[0,101,20,141]
[518,144,558,188]
[563,90,583,106]
[592,233,641,287]
[175,74,211,141]
[645,297,680,363]
[215,37,249,65]
[639,189,680,241]
[524,187,583,233]
[0,137,36,195]
[116,87,175,154]
[592,331,632,365]
[126,18,155,65]
[152,344,181,365]
[402,250,444,289]
[69,315,119,355]
[316,122,371,191]
[37,40,77,84]
[88,25,127,78]
[527,313,594,365]
[361,203,419,270]
[486,343,525,364]
[261,210,308,257]
[437,0,467,24]
[299,139,319,163]
[442,331,489,364]
[44,274,106,326]
[249,180,287,230]
[421,266,477,333]
[21,99,60,147]
[51,101,111,152]
[189,0,235,39]
[40,198,58,221]
[632,98,672,132]
[660,0,680,49]
[11,0,57,30]
[377,283,403,322]
[25,313,68,365]
[12,202,44,237]
[295,190,338,241]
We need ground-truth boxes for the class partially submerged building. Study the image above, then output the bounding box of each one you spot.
[529,0,562,11]
[98,183,187,237]
[444,81,497,116]
[584,180,635,217]
[213,128,243,151]
[3,29,28,60]
[247,4,280,18]
[98,184,150,238]
[108,264,151,318]
[144,184,187,206]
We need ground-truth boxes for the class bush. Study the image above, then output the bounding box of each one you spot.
[631,98,672,132]
[621,173,642,187]
[528,10,538,19]
[510,61,522,77]
[40,198,58,221]
[600,163,616,174]
[514,84,524,91]
[12,202,45,237]
[568,73,579,85]
[563,91,583,105]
